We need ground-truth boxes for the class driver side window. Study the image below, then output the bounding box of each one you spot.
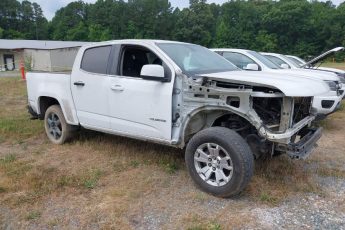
[120,46,163,78]
[223,52,257,70]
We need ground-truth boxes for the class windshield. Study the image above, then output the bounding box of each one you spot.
[281,55,300,68]
[248,51,281,69]
[156,43,239,75]
[287,56,304,66]
[264,55,289,67]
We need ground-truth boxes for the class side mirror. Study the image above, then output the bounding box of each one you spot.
[140,64,165,81]
[280,64,290,69]
[244,63,259,71]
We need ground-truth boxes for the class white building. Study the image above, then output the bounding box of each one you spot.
[0,39,90,72]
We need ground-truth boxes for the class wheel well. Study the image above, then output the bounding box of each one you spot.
[38,97,60,119]
[183,110,253,144]
[212,113,252,132]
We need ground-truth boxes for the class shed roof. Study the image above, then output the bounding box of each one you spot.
[0,39,90,50]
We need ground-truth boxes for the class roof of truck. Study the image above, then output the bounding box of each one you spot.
[0,39,90,50]
[81,39,193,48]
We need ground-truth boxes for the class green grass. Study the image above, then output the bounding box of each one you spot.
[0,154,16,164]
[0,77,43,142]
[82,169,103,189]
[0,115,43,140]
[25,211,41,221]
[321,62,345,70]
[187,222,222,230]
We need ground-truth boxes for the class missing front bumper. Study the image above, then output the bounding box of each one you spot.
[286,127,322,159]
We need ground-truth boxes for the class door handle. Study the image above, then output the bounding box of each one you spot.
[74,81,85,86]
[111,85,124,91]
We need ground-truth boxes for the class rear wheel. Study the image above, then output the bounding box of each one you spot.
[185,127,254,197]
[44,105,75,144]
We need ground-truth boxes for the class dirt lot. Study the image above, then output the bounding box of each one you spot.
[1,67,345,229]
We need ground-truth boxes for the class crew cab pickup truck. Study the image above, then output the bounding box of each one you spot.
[27,40,329,197]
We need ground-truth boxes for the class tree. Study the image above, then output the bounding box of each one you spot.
[0,27,4,38]
[88,24,111,41]
[50,1,88,40]
[174,0,215,46]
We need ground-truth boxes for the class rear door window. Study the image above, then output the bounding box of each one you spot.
[81,46,112,74]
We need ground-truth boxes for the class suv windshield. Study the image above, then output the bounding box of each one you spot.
[248,51,281,69]
[156,43,239,75]
[287,56,304,66]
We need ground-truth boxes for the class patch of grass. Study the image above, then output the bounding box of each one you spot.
[338,101,345,112]
[317,117,342,131]
[47,218,59,227]
[207,222,222,230]
[56,168,104,189]
[130,160,140,168]
[0,115,42,141]
[316,167,345,179]
[322,62,345,70]
[247,156,321,205]
[184,214,222,230]
[0,186,7,193]
[187,221,222,230]
[0,154,16,164]
[259,191,278,205]
[2,161,33,178]
[158,159,179,174]
[26,211,41,221]
[83,169,103,189]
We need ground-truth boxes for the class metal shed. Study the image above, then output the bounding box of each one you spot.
[0,39,90,72]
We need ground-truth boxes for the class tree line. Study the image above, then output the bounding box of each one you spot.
[0,0,345,59]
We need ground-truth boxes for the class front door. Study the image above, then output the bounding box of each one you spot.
[108,45,174,141]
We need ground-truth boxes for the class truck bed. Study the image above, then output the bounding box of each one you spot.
[26,72,79,125]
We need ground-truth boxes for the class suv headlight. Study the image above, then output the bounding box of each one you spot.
[325,80,337,91]
[336,73,345,84]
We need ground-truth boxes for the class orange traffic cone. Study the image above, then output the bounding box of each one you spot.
[20,59,26,80]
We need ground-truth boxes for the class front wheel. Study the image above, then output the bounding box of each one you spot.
[44,105,75,144]
[185,127,254,198]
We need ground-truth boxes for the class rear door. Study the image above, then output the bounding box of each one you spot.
[107,44,174,141]
[71,45,112,129]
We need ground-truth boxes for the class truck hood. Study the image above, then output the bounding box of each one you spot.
[273,69,340,81]
[200,71,329,97]
[302,47,344,67]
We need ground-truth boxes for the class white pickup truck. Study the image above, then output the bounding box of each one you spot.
[27,40,329,197]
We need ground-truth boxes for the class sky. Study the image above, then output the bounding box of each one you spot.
[20,0,344,20]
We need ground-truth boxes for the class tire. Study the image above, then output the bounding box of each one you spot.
[185,127,254,198]
[44,105,75,144]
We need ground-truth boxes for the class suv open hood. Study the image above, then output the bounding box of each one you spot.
[201,71,329,97]
[302,47,344,67]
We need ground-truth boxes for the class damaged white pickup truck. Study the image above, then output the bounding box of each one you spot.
[27,40,329,197]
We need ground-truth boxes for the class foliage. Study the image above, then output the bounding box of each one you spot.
[0,0,48,39]
[0,0,345,58]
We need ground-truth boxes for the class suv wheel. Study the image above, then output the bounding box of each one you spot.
[185,127,254,197]
[44,105,75,144]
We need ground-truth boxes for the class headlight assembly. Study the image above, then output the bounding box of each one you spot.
[325,80,337,91]
[336,73,345,84]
